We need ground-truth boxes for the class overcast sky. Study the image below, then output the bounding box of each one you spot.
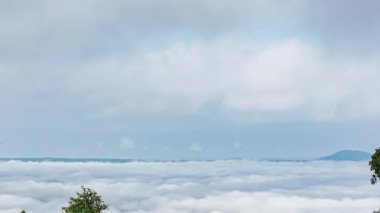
[0,0,380,159]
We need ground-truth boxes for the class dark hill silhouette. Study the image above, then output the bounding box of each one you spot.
[319,150,371,161]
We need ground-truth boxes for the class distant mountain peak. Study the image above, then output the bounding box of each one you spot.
[319,150,371,161]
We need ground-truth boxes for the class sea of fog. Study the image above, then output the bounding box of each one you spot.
[0,160,379,212]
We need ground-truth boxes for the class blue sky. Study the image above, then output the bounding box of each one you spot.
[0,0,380,159]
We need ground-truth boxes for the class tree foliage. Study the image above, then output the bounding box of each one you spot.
[369,148,380,184]
[369,148,380,213]
[62,186,108,213]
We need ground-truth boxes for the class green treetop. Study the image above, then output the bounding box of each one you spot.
[62,186,108,213]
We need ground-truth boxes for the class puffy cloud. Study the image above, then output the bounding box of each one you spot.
[190,143,202,152]
[0,160,379,212]
[233,141,242,149]
[120,137,134,150]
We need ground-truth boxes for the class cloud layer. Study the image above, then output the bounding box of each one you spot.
[67,38,380,121]
[0,1,380,122]
[0,160,379,212]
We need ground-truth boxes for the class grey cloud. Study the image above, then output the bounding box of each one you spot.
[67,38,380,121]
[1,0,378,60]
[0,0,379,122]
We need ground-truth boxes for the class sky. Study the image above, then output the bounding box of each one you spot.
[0,160,379,212]
[0,0,380,159]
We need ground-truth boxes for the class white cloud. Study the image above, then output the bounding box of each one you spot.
[233,141,242,149]
[67,37,380,121]
[0,160,379,212]
[120,137,134,150]
[190,143,202,152]
[0,1,379,123]
[0,1,378,126]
